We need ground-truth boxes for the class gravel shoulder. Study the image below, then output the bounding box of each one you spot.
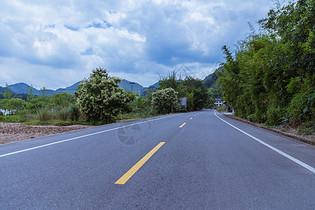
[0,123,92,145]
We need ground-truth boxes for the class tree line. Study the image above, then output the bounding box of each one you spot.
[0,67,212,124]
[218,0,314,133]
[75,68,210,123]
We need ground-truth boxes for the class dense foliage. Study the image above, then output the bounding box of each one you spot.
[75,68,131,123]
[0,87,78,123]
[151,88,180,114]
[157,71,209,111]
[218,0,314,131]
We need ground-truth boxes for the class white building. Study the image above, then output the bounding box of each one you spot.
[214,98,224,107]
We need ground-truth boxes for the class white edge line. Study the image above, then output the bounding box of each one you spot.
[0,114,177,158]
[214,111,315,174]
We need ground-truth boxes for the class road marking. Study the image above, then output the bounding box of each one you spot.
[0,115,177,158]
[179,123,186,128]
[115,142,165,185]
[190,117,193,120]
[214,111,315,174]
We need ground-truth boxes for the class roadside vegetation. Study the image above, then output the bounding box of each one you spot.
[218,0,314,135]
[0,68,211,126]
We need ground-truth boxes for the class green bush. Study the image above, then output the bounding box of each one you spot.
[0,115,22,123]
[287,91,314,126]
[75,68,131,123]
[266,103,284,125]
[69,104,80,121]
[16,110,31,122]
[38,108,53,121]
[215,105,226,113]
[151,88,180,114]
[247,114,257,123]
[58,108,69,121]
[297,121,315,135]
[117,109,159,121]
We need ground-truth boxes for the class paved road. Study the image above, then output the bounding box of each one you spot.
[1,110,314,209]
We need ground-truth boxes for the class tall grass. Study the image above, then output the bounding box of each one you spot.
[57,108,69,121]
[38,108,53,121]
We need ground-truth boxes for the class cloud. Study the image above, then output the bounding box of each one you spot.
[0,0,283,89]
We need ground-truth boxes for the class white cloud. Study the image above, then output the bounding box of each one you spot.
[0,0,285,89]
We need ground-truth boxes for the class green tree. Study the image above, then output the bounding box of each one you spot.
[183,77,208,110]
[193,88,208,110]
[218,0,314,128]
[0,99,9,114]
[8,98,26,114]
[151,88,179,114]
[51,93,75,108]
[75,68,131,123]
[158,70,186,97]
[217,45,244,116]
[129,96,150,112]
[186,92,194,111]
[27,86,35,102]
[4,84,11,99]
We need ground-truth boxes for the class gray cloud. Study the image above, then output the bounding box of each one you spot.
[0,0,285,89]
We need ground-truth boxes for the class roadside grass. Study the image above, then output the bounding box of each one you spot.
[1,109,193,126]
[219,111,314,141]
[116,110,161,122]
[24,120,76,126]
[215,105,226,112]
[0,114,89,126]
[0,115,24,123]
[0,110,163,126]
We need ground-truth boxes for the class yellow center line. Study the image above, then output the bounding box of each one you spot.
[115,142,165,185]
[179,122,186,128]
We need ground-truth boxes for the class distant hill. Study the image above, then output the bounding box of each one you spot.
[55,81,82,95]
[118,79,144,94]
[140,81,160,96]
[0,79,147,96]
[8,83,43,95]
[203,67,222,88]
[0,86,5,94]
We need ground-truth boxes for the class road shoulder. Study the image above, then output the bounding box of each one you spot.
[222,113,315,146]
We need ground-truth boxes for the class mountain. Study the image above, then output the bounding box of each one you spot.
[0,86,5,94]
[118,79,144,93]
[55,81,82,95]
[140,81,160,96]
[8,83,43,95]
[0,79,147,96]
[203,67,222,88]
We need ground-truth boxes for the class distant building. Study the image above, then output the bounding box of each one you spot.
[214,98,224,107]
[0,109,9,116]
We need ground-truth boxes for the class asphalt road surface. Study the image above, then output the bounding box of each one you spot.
[1,110,314,209]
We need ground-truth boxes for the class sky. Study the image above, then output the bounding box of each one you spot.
[0,0,285,89]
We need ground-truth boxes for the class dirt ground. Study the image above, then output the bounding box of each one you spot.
[0,123,92,145]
